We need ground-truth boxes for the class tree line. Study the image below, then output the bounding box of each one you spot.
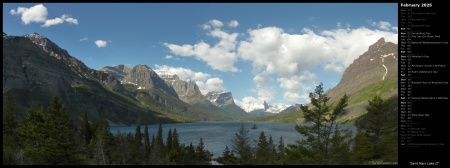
[3,82,397,165]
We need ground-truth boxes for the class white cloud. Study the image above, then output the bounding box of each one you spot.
[196,78,224,94]
[252,71,276,102]
[79,37,88,42]
[42,17,64,27]
[164,55,173,59]
[238,24,397,77]
[209,19,223,28]
[323,63,344,73]
[228,20,239,28]
[368,20,392,31]
[276,72,317,102]
[164,19,239,72]
[164,20,397,103]
[10,4,78,27]
[10,4,48,25]
[61,14,78,24]
[154,64,210,82]
[234,99,243,107]
[95,40,107,48]
[283,92,301,102]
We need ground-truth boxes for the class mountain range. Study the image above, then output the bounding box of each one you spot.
[2,32,397,126]
[3,32,248,126]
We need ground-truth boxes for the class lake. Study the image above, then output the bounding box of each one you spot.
[110,121,357,160]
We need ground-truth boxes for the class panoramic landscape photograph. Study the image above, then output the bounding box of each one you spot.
[3,3,398,165]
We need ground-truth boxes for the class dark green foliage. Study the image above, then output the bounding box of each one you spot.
[231,124,254,165]
[351,95,398,164]
[2,94,23,165]
[89,111,115,165]
[277,136,286,162]
[143,124,151,158]
[215,145,238,165]
[150,123,165,163]
[285,83,352,165]
[3,94,18,137]
[195,138,212,165]
[255,131,270,164]
[166,128,173,153]
[80,111,92,147]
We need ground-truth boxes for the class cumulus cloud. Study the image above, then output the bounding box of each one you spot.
[10,4,48,25]
[95,40,107,48]
[164,19,239,72]
[195,78,225,94]
[42,17,64,27]
[154,64,210,82]
[164,55,173,59]
[324,62,345,73]
[209,19,223,28]
[165,19,397,103]
[61,14,78,24]
[369,20,392,31]
[276,71,317,102]
[228,20,239,28]
[252,71,276,102]
[10,4,78,27]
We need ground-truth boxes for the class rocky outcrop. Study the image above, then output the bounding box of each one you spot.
[326,37,398,98]
[122,65,178,98]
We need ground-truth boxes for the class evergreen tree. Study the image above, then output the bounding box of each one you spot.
[268,135,278,164]
[130,121,142,164]
[114,129,131,165]
[195,138,212,165]
[143,124,151,159]
[166,128,173,153]
[255,131,270,164]
[90,111,115,165]
[232,124,253,165]
[215,145,238,165]
[285,83,352,165]
[44,96,80,164]
[277,136,286,161]
[2,94,22,165]
[351,95,398,164]
[150,123,165,164]
[3,94,18,137]
[80,112,92,147]
[17,106,48,164]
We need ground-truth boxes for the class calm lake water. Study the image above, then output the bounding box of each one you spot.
[110,121,356,159]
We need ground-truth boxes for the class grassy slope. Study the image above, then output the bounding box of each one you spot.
[243,74,398,124]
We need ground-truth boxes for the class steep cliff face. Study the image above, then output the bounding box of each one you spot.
[205,91,234,106]
[122,65,178,98]
[99,65,131,81]
[205,91,250,119]
[158,72,204,104]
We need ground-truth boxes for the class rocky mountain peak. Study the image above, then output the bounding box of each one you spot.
[98,64,131,81]
[122,65,179,97]
[326,37,398,98]
[205,91,234,105]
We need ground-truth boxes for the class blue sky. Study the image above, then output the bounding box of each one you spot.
[3,3,398,107]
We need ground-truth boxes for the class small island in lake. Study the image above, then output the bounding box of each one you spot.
[251,123,257,129]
